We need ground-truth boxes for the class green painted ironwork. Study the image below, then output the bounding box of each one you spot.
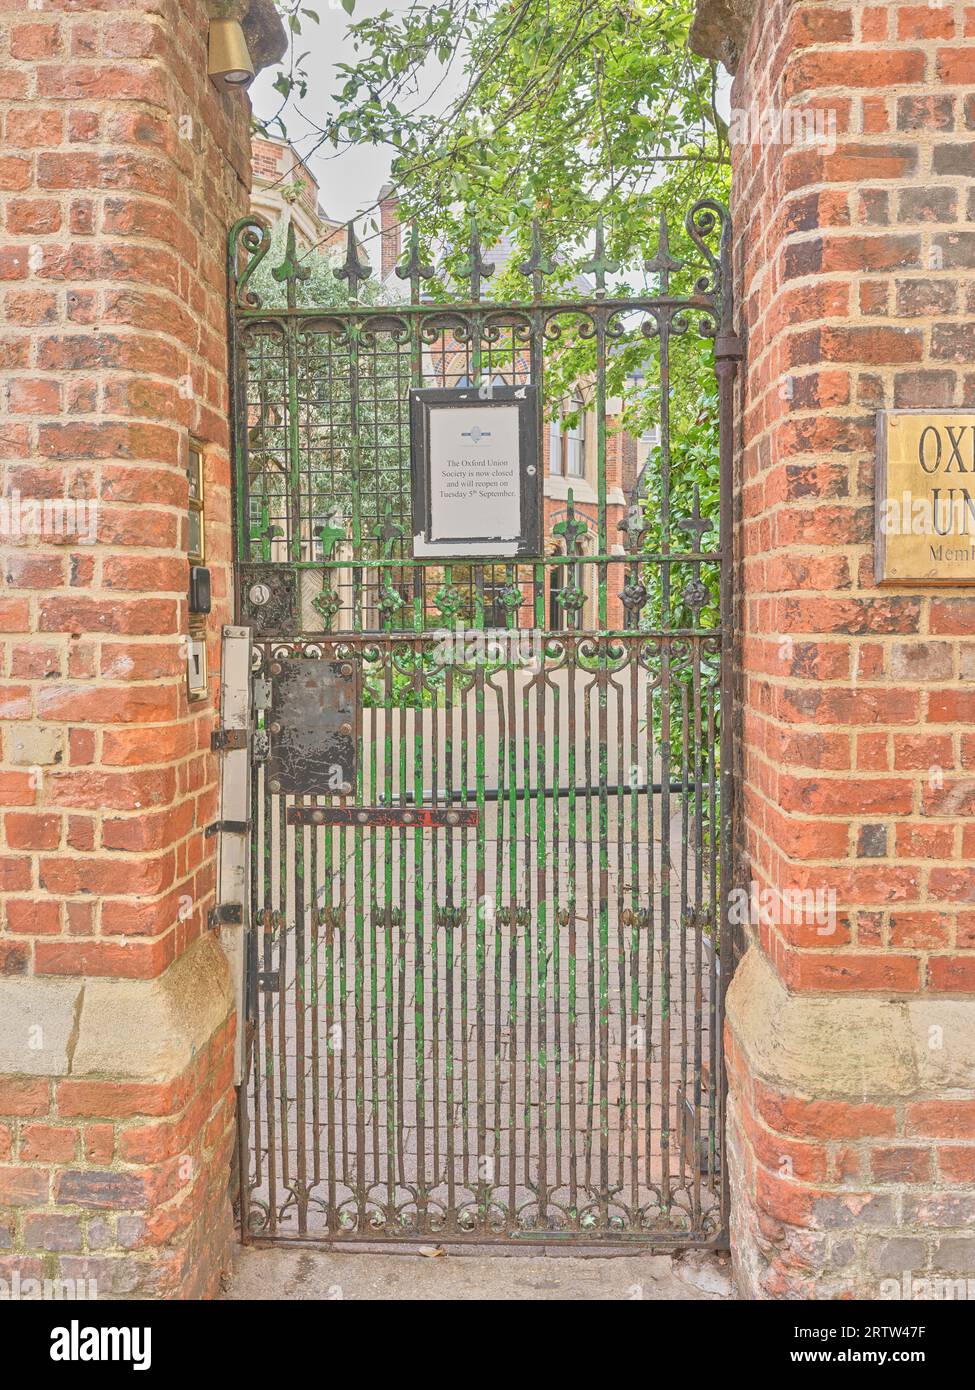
[231,202,739,1246]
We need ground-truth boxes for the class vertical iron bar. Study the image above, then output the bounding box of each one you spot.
[716,238,742,1236]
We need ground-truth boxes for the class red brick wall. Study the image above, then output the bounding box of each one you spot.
[1,0,249,979]
[379,189,400,281]
[0,0,251,1297]
[252,135,320,216]
[0,1015,235,1298]
[726,0,975,1296]
[734,0,975,1004]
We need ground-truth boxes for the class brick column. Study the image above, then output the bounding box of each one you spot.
[0,0,281,1298]
[692,0,975,1297]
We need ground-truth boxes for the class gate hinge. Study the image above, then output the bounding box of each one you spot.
[205,819,250,839]
[208,903,244,928]
[210,728,249,753]
[715,332,743,362]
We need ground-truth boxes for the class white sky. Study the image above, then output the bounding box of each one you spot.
[250,0,465,225]
[249,4,734,228]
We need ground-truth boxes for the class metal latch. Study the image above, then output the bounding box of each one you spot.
[205,820,250,838]
[208,903,243,928]
[210,728,249,753]
[257,970,280,992]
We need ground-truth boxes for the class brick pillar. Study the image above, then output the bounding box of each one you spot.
[692,0,975,1297]
[0,0,281,1298]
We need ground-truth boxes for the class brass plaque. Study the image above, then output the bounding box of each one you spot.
[876,410,975,584]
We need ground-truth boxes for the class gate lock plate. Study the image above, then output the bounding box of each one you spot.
[210,727,249,753]
[287,806,478,829]
[266,658,357,797]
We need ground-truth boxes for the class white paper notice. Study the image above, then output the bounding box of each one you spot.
[427,404,521,545]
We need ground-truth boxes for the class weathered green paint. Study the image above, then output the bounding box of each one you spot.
[231,202,737,1246]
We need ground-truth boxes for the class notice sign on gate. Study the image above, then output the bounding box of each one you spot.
[409,385,540,558]
[876,409,975,584]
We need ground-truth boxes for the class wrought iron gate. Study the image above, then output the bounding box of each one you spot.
[227,201,739,1247]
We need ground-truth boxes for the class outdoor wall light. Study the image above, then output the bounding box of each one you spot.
[208,18,255,90]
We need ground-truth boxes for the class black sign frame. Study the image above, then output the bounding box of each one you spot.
[409,384,540,559]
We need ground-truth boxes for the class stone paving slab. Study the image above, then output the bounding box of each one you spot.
[223,1245,735,1301]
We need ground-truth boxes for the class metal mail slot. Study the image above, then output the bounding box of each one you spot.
[287,806,479,829]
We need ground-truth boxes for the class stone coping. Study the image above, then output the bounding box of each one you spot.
[689,0,758,72]
[728,946,975,1099]
[0,934,233,1084]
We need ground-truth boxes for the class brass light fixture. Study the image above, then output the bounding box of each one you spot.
[208,17,255,90]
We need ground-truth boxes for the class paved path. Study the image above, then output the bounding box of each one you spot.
[224,1245,735,1301]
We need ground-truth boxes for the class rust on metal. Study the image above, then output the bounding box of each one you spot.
[287,806,479,829]
[229,200,738,1249]
[266,657,357,796]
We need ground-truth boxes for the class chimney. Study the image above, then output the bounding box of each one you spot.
[378,183,401,281]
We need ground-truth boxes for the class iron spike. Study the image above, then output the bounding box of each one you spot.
[270,217,311,310]
[334,220,373,302]
[517,218,554,298]
[644,207,683,294]
[396,223,434,304]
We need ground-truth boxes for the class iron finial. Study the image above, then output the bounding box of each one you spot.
[396,223,434,304]
[335,220,372,302]
[644,208,683,295]
[458,216,494,302]
[676,486,713,550]
[271,217,311,309]
[372,499,404,560]
[553,489,588,556]
[581,215,618,298]
[517,219,554,299]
